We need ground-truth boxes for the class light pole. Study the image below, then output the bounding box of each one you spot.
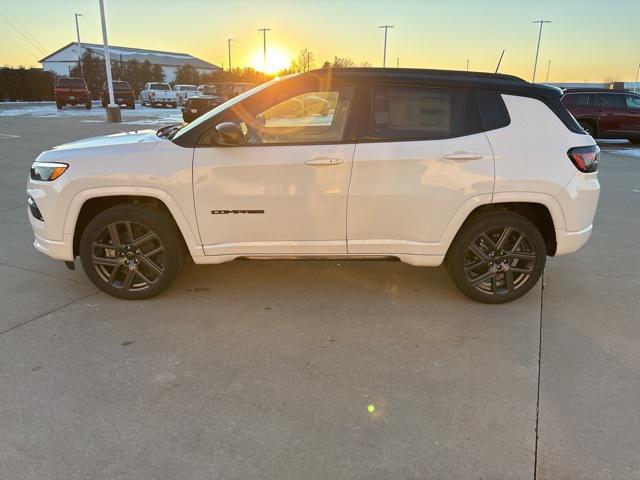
[532,18,551,83]
[396,57,399,68]
[635,62,640,93]
[74,13,83,77]
[227,38,234,72]
[98,0,120,122]
[466,59,470,71]
[545,60,551,83]
[258,27,270,69]
[378,25,394,67]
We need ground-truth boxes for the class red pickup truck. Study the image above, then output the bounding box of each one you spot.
[562,88,640,144]
[55,77,91,110]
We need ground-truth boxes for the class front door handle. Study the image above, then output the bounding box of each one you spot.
[444,152,485,160]
[304,157,343,166]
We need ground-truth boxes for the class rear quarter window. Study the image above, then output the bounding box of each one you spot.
[475,91,510,131]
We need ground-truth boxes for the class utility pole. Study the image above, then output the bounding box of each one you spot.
[74,13,83,77]
[98,0,119,122]
[545,60,551,83]
[466,59,470,71]
[532,18,551,83]
[227,38,234,72]
[258,27,270,69]
[378,25,394,67]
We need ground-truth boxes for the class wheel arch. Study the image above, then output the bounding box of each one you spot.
[447,200,559,257]
[66,188,202,258]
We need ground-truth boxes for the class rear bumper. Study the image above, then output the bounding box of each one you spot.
[555,224,593,256]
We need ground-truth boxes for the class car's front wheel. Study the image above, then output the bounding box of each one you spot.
[445,211,546,304]
[79,204,183,300]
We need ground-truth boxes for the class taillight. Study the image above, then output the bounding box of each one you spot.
[567,145,599,173]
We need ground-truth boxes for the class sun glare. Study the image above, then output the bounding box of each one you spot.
[251,48,291,74]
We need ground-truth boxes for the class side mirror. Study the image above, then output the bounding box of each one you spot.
[215,122,243,146]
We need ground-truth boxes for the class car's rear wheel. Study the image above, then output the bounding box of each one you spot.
[578,120,597,138]
[56,101,63,110]
[445,211,546,304]
[79,204,183,300]
[85,101,92,110]
[628,137,640,145]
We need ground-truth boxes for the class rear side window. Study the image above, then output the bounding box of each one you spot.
[475,91,510,131]
[367,86,480,141]
[599,93,626,108]
[564,93,599,107]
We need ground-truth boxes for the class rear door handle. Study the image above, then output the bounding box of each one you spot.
[444,152,485,160]
[304,157,343,166]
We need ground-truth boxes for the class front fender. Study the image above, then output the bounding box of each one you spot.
[64,187,204,258]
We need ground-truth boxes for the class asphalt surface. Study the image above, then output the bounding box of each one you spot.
[0,112,639,480]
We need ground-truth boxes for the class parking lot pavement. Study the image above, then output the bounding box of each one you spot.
[0,114,638,479]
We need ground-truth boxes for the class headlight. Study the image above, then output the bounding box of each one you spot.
[30,162,68,181]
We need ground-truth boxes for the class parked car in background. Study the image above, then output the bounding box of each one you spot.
[181,82,256,122]
[562,88,640,144]
[173,84,198,106]
[55,77,91,110]
[101,80,135,109]
[139,82,178,108]
[182,89,225,122]
[27,68,600,303]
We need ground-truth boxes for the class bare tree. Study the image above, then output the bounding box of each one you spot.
[322,56,355,69]
[603,74,619,86]
[359,60,372,67]
[292,48,315,72]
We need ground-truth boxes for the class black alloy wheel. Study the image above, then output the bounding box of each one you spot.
[446,212,546,303]
[79,204,182,299]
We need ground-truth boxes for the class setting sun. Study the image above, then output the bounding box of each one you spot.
[251,48,291,74]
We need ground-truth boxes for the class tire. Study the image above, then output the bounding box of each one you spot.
[445,211,546,304]
[171,102,177,109]
[79,204,183,300]
[85,102,92,110]
[578,120,597,138]
[129,103,135,110]
[56,101,63,110]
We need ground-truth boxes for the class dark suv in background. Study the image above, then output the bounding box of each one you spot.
[55,77,91,110]
[101,80,135,109]
[562,89,640,144]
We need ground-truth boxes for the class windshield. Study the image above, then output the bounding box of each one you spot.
[180,85,198,91]
[150,83,171,91]
[171,75,296,141]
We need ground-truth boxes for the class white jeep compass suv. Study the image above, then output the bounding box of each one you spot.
[27,68,600,303]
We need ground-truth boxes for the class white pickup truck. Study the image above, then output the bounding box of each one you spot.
[139,82,178,108]
[173,84,199,106]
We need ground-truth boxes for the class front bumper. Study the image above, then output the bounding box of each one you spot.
[32,229,74,261]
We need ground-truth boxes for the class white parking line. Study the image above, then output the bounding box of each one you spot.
[0,133,20,138]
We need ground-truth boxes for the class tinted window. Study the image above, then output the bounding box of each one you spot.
[476,91,510,131]
[599,93,626,108]
[103,81,130,90]
[565,93,599,107]
[369,86,478,140]
[625,94,640,109]
[58,78,86,88]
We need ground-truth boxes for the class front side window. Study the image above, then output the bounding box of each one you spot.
[240,87,354,144]
[369,86,474,140]
[566,93,598,107]
[625,94,640,110]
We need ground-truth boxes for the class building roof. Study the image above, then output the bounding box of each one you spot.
[40,42,220,70]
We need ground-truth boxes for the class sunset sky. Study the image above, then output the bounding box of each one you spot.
[1,0,639,82]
